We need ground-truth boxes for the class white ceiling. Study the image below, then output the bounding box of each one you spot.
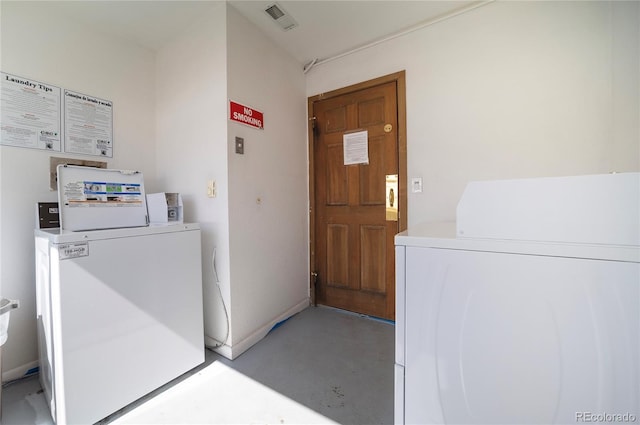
[228,1,476,66]
[38,1,477,67]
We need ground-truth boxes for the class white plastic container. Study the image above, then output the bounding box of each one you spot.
[0,298,20,418]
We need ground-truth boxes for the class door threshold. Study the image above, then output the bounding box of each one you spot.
[315,304,395,325]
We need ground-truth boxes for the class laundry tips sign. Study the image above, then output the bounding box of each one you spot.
[229,100,264,130]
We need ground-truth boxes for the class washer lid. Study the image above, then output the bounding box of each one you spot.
[396,222,640,263]
[57,164,148,231]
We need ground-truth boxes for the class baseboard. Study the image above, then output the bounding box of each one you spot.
[205,337,232,359]
[209,298,309,360]
[2,359,39,383]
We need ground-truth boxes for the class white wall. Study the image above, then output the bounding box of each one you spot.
[225,6,309,358]
[155,2,231,351]
[306,1,640,226]
[156,3,310,360]
[0,2,157,378]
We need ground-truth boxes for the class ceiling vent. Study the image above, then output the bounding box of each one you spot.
[264,3,298,32]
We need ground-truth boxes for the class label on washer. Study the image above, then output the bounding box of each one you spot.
[58,242,89,260]
[63,180,143,207]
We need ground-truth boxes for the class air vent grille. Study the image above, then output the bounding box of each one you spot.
[264,3,298,32]
[265,5,285,20]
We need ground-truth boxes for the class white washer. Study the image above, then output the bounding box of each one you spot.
[35,166,205,424]
[395,173,639,424]
[35,224,205,425]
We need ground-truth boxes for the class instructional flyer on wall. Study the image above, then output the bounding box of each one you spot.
[0,72,62,151]
[64,89,113,157]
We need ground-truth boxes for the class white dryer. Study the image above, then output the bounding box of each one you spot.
[395,173,639,424]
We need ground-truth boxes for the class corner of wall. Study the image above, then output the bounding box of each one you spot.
[224,4,310,354]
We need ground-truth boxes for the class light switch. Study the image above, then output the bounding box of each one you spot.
[207,180,216,198]
[411,177,423,193]
[235,137,244,154]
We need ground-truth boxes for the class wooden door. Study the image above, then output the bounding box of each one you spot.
[310,73,406,321]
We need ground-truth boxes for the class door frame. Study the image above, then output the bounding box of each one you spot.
[307,70,408,306]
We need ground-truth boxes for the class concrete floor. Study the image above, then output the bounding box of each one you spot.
[2,306,394,424]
